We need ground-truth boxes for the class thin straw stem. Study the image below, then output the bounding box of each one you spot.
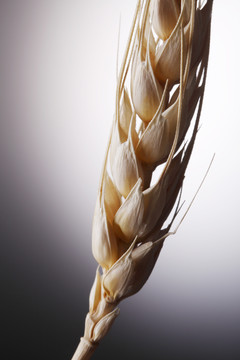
[71,338,97,360]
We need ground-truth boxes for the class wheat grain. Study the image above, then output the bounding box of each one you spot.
[71,0,213,359]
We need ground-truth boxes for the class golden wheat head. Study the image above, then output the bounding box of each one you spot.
[71,1,213,359]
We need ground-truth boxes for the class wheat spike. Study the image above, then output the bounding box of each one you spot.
[71,0,213,359]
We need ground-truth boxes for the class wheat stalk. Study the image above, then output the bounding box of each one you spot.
[71,0,213,359]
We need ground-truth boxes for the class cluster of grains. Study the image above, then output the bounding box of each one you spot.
[72,1,213,359]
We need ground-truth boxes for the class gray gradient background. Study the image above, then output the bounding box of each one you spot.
[1,1,240,359]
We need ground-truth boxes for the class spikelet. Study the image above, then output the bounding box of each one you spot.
[72,1,213,359]
[152,0,181,40]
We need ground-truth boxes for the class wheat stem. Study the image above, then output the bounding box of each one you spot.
[71,338,97,360]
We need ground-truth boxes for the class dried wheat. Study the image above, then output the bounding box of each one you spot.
[71,0,213,359]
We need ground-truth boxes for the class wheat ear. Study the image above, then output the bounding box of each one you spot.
[71,1,213,359]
